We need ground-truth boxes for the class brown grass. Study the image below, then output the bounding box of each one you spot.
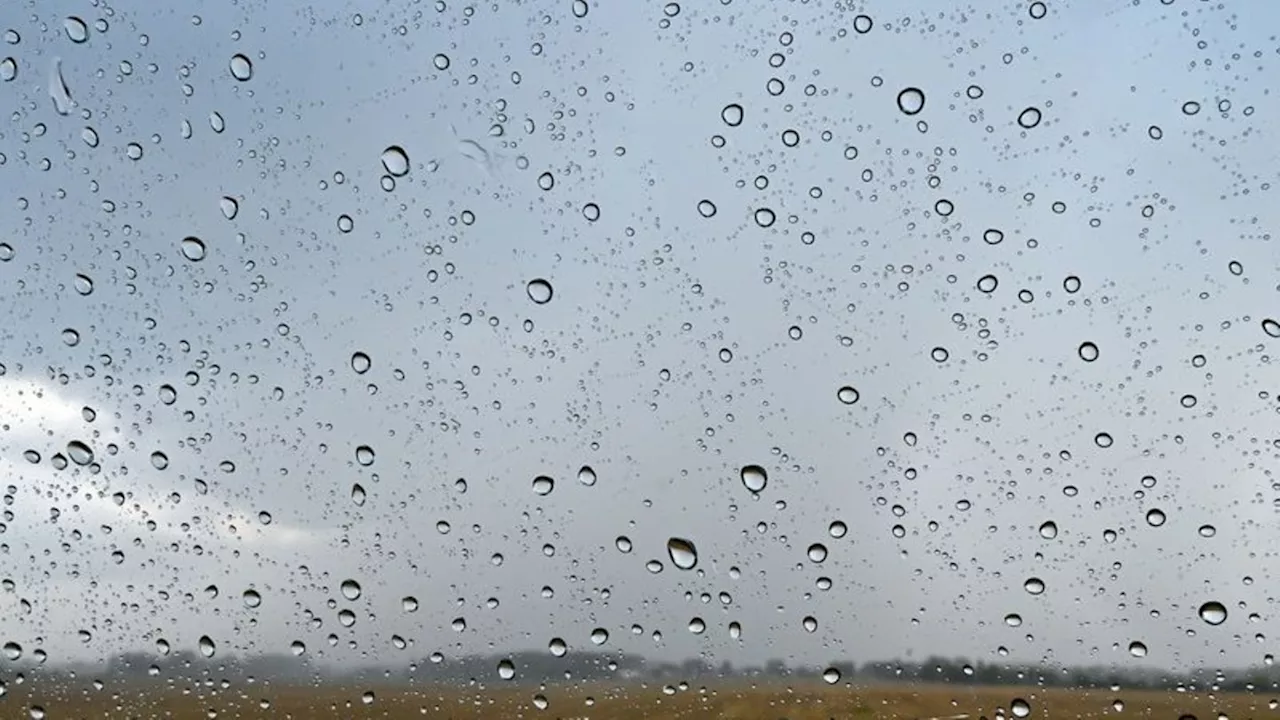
[3,680,1270,719]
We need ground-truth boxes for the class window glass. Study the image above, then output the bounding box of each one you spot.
[2,1,1279,717]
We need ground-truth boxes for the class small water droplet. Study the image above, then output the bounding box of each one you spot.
[351,483,366,506]
[1198,524,1216,538]
[822,667,841,684]
[1017,107,1042,128]
[1024,577,1045,595]
[1146,508,1165,527]
[401,596,418,612]
[582,203,600,222]
[753,208,776,227]
[3,642,22,660]
[740,464,767,493]
[526,278,553,304]
[697,199,717,217]
[549,637,567,656]
[807,543,828,563]
[0,57,15,82]
[537,172,555,191]
[433,53,450,70]
[572,0,589,18]
[337,214,354,233]
[976,274,998,293]
[837,386,860,405]
[351,351,371,374]
[1094,432,1113,448]
[615,536,632,553]
[803,616,818,632]
[590,627,608,645]
[577,465,596,486]
[897,87,925,115]
[80,126,98,147]
[931,347,950,363]
[1004,613,1023,627]
[1063,275,1082,293]
[1262,318,1280,338]
[150,451,169,470]
[198,635,216,658]
[290,640,306,656]
[667,537,697,570]
[687,617,706,634]
[61,328,80,346]
[829,521,847,538]
[181,237,206,262]
[1078,342,1099,362]
[1011,698,1031,717]
[381,145,409,176]
[229,53,253,81]
[1039,521,1058,539]
[243,589,262,608]
[1128,640,1147,658]
[1199,601,1227,626]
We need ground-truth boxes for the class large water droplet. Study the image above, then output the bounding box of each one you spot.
[977,274,999,293]
[526,278,553,304]
[1004,613,1023,627]
[381,146,409,176]
[549,637,567,656]
[753,208,776,228]
[829,521,847,538]
[49,58,74,116]
[822,667,841,684]
[181,237,206,261]
[837,386,859,405]
[351,483,366,506]
[80,126,98,147]
[340,579,361,601]
[432,53,450,70]
[532,475,554,496]
[3,642,22,660]
[721,103,744,127]
[897,87,925,115]
[589,627,608,645]
[667,537,697,570]
[198,635,216,658]
[1128,640,1147,657]
[1199,601,1227,626]
[1078,342,1099,362]
[355,445,375,466]
[807,543,828,563]
[577,466,596,486]
[1024,577,1045,595]
[150,451,169,470]
[1262,318,1280,338]
[63,17,88,43]
[1011,698,1032,717]
[73,273,93,295]
[229,53,253,81]
[1017,107,1042,129]
[496,658,516,680]
[219,196,238,220]
[1039,521,1058,539]
[0,57,15,82]
[351,351,371,374]
[740,464,767,493]
[66,441,93,466]
[1145,508,1166,527]
[243,589,262,608]
[401,596,418,612]
[687,617,706,634]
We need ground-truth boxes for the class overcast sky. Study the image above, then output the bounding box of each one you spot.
[1,0,1280,681]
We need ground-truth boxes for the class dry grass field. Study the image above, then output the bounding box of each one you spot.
[3,680,1272,719]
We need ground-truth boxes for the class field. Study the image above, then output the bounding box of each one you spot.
[4,681,1272,719]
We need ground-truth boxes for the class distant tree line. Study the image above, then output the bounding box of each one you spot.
[17,651,1280,693]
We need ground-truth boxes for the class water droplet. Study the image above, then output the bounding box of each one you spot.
[1011,698,1031,718]
[549,637,567,656]
[219,197,239,220]
[822,667,841,684]
[589,627,609,645]
[807,543,828,563]
[1128,640,1147,658]
[829,521,847,538]
[721,103,744,127]
[1017,107,1042,128]
[432,53,450,70]
[1198,524,1216,538]
[983,228,1004,244]
[577,466,596,486]
[63,17,88,43]
[1039,521,1058,539]
[126,142,143,160]
[897,87,925,115]
[3,642,22,660]
[753,208,776,227]
[1199,601,1227,626]
[158,384,177,405]
[532,475,554,496]
[853,14,873,32]
[976,274,998,293]
[728,620,742,639]
[688,617,706,634]
[615,536,632,552]
[290,640,306,656]
[198,635,216,658]
[49,58,74,115]
[1144,508,1166,527]
[667,537,698,570]
[1094,432,1113,448]
[149,451,169,470]
[1063,275,1081,293]
[1029,2,1047,18]
[80,127,98,147]
[572,0,589,18]
[73,273,93,295]
[931,347,950,363]
[380,145,409,176]
[582,203,600,222]
[837,386,860,405]
[229,53,253,81]
[533,695,549,710]
[210,111,225,133]
[62,328,80,346]
[181,237,206,262]
[1078,342,1099,362]
[537,172,555,191]
[1182,100,1201,115]
[66,441,93,465]
[803,616,818,632]
[740,464,767,493]
[401,596,418,612]
[0,57,15,82]
[1004,613,1023,627]
[351,352,371,374]
[526,278,553,304]
[697,200,717,218]
[355,445,375,466]
[337,214,354,233]
[338,609,356,627]
[1024,577,1045,595]
[1262,318,1280,338]
[243,589,262,608]
[340,579,361,601]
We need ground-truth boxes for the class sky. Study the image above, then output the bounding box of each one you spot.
[1,0,1280,684]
